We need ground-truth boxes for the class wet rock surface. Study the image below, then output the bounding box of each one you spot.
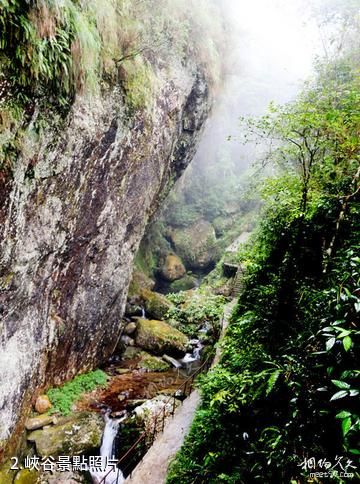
[170,220,219,270]
[0,60,211,453]
[135,319,188,357]
[27,412,104,457]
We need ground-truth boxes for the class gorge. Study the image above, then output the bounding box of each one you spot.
[0,1,359,483]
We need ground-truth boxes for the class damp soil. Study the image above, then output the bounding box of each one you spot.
[76,358,188,413]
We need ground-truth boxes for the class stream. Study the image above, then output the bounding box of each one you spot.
[88,337,204,483]
[90,413,127,484]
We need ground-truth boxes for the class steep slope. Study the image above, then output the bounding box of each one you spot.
[0,0,220,457]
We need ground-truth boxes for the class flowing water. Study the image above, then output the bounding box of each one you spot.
[180,339,204,372]
[91,413,127,484]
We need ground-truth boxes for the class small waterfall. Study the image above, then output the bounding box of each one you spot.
[162,354,182,368]
[180,339,204,368]
[141,306,146,318]
[91,413,126,484]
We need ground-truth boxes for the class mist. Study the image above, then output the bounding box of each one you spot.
[152,0,328,284]
[189,0,322,178]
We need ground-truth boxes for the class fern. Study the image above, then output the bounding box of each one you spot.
[266,369,281,396]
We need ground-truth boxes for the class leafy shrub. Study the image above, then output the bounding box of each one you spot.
[166,290,226,337]
[167,57,360,483]
[47,369,108,415]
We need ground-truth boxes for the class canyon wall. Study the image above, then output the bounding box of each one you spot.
[0,26,214,457]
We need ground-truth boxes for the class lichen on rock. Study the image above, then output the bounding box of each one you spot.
[0,0,221,459]
[26,412,104,457]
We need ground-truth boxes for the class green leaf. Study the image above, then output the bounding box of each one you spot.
[337,329,351,338]
[349,390,359,397]
[266,370,281,395]
[343,335,352,351]
[336,411,351,419]
[331,380,350,390]
[342,417,352,436]
[326,338,336,351]
[330,390,349,401]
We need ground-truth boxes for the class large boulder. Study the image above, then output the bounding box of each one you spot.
[160,254,186,281]
[170,220,219,270]
[141,289,174,320]
[135,319,188,357]
[27,412,104,457]
[128,270,155,297]
[169,274,198,292]
[134,395,181,437]
[135,351,171,372]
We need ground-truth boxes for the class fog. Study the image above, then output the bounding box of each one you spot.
[176,0,323,189]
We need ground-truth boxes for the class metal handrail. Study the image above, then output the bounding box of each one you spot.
[98,356,211,483]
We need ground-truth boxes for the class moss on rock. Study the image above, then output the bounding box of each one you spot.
[136,351,171,372]
[14,469,39,484]
[135,319,188,357]
[27,412,104,457]
[0,460,16,484]
[128,270,155,298]
[170,220,219,270]
[141,289,174,320]
[169,275,198,292]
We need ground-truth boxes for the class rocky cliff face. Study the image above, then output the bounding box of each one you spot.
[0,57,211,455]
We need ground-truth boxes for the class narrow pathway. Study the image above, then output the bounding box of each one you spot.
[125,299,236,484]
[214,299,237,365]
[125,390,200,484]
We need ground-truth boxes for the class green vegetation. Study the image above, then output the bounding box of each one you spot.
[0,0,223,174]
[47,369,108,415]
[0,0,222,107]
[167,290,226,337]
[136,351,171,372]
[167,55,360,482]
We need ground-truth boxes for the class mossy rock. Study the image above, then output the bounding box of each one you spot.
[136,351,171,372]
[141,289,174,320]
[135,319,188,357]
[170,220,219,270]
[160,254,186,281]
[169,275,198,292]
[128,270,155,298]
[27,412,104,457]
[0,460,16,484]
[14,469,39,484]
[117,416,146,468]
[121,346,143,360]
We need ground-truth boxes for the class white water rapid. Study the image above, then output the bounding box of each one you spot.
[91,413,127,484]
